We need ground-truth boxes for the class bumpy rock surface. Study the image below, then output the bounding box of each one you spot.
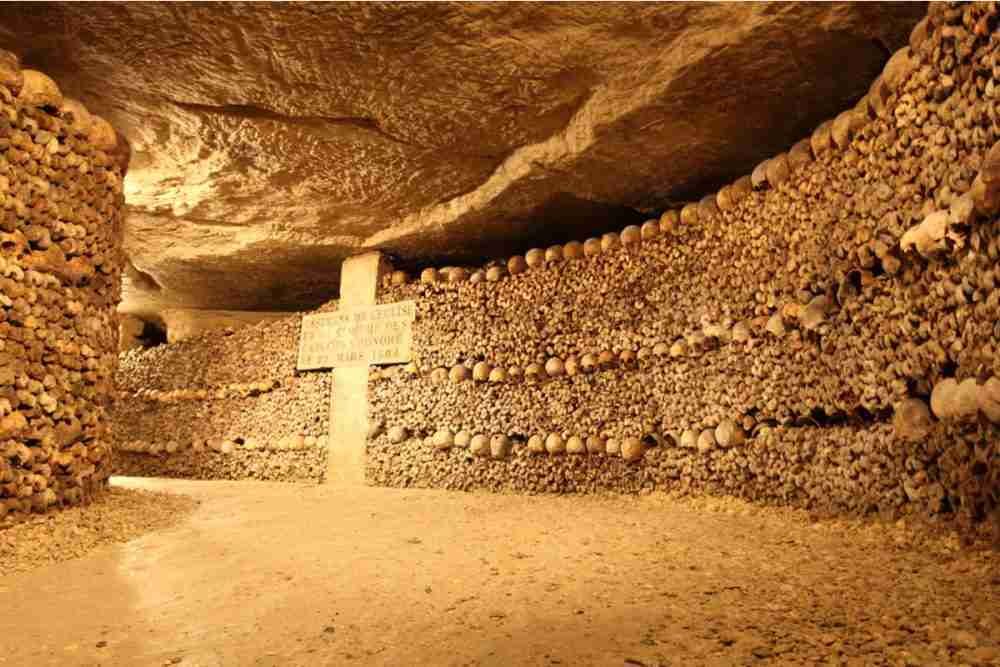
[160,308,289,343]
[0,2,924,316]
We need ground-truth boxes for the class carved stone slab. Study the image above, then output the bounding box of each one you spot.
[297,300,416,370]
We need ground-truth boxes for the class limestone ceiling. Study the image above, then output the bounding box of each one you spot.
[0,2,926,316]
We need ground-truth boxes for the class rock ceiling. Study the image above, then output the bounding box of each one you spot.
[0,2,926,317]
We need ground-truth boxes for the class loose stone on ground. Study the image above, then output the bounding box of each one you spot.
[0,486,198,576]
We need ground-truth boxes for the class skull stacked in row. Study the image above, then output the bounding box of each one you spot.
[0,52,127,526]
[115,316,309,393]
[369,2,1000,538]
[111,314,331,482]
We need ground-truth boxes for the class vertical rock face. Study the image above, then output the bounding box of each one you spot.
[118,314,145,352]
[114,2,998,540]
[0,53,127,525]
[160,308,290,344]
[0,2,925,318]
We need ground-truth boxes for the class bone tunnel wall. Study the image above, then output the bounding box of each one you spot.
[369,3,1000,533]
[109,3,998,533]
[111,309,333,482]
[0,55,128,526]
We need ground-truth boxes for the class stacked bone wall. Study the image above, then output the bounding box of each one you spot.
[0,55,128,527]
[369,3,1000,537]
[111,312,331,482]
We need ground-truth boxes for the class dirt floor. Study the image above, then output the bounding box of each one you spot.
[1,479,998,666]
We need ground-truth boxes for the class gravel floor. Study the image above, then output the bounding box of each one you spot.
[0,486,198,576]
[1,478,997,666]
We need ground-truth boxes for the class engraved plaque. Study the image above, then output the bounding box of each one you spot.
[297,300,416,370]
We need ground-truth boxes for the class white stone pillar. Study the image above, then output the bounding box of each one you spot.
[327,251,387,485]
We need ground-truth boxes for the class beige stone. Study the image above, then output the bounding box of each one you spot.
[507,256,528,275]
[893,398,933,441]
[472,361,491,382]
[696,429,716,454]
[327,254,385,485]
[566,436,586,455]
[470,434,490,458]
[621,437,643,462]
[605,438,620,456]
[563,241,584,260]
[489,434,511,459]
[433,428,454,450]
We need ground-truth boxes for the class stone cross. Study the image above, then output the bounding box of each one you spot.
[326,251,388,485]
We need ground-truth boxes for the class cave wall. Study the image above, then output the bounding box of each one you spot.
[110,3,999,535]
[160,308,291,344]
[368,3,1000,534]
[111,308,333,482]
[0,2,928,317]
[0,54,128,526]
[118,313,145,352]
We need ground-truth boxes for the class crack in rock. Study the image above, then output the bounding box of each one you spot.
[168,99,496,159]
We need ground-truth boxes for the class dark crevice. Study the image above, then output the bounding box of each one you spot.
[389,195,647,277]
[171,99,410,142]
[749,406,893,436]
[138,320,167,348]
[871,37,893,63]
